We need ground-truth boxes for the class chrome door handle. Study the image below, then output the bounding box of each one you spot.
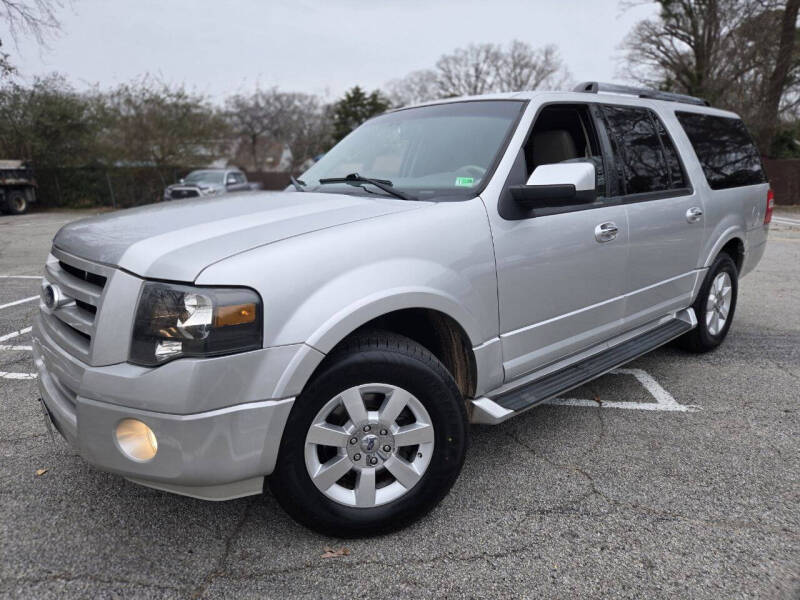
[686,207,704,223]
[594,221,619,243]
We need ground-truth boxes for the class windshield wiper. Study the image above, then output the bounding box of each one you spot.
[317,173,415,200]
[290,175,306,192]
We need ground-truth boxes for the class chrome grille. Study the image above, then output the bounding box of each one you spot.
[40,249,113,362]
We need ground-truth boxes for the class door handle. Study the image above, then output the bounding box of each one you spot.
[686,207,704,223]
[594,221,619,243]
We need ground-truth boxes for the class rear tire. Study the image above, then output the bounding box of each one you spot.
[268,330,468,537]
[678,252,738,353]
[4,190,28,215]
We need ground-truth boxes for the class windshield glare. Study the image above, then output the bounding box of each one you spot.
[300,100,524,200]
[184,170,224,184]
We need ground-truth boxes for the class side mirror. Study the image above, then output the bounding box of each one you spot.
[510,162,597,210]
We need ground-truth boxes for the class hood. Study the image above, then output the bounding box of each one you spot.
[53,191,423,281]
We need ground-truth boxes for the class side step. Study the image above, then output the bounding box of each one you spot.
[471,310,695,424]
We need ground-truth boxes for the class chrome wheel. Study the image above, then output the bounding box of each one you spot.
[304,383,435,508]
[705,271,732,336]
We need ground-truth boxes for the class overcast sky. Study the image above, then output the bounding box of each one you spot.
[6,0,658,101]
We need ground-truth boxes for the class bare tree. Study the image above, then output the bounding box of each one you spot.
[275,93,331,172]
[225,87,288,170]
[385,69,439,107]
[497,41,568,92]
[386,40,570,107]
[622,0,770,102]
[100,78,227,168]
[0,0,63,44]
[761,0,800,148]
[435,43,503,97]
[0,0,65,78]
[621,0,800,152]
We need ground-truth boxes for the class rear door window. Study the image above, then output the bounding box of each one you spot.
[675,112,767,190]
[599,105,685,196]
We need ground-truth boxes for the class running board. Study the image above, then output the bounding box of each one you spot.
[471,309,696,424]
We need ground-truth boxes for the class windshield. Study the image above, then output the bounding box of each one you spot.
[184,170,225,185]
[300,100,524,200]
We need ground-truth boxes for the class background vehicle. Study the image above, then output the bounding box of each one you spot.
[33,83,770,537]
[163,167,260,200]
[0,160,37,215]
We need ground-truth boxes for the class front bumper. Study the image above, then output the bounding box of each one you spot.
[32,314,298,501]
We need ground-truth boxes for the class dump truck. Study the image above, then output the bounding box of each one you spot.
[0,160,37,215]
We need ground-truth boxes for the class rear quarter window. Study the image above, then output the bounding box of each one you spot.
[675,112,767,190]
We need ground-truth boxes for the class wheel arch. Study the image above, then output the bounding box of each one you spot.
[313,300,479,398]
[703,227,745,272]
[275,301,482,403]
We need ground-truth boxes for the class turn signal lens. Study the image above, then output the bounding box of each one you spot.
[214,303,257,327]
[115,419,158,462]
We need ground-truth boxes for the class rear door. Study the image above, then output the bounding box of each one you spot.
[598,104,705,328]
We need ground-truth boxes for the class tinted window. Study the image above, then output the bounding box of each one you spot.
[653,118,686,188]
[675,112,766,190]
[601,105,671,195]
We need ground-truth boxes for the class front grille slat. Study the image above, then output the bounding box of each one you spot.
[41,250,111,362]
[53,304,95,336]
[45,261,102,306]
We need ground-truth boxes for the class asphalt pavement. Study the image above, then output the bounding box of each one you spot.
[0,209,798,599]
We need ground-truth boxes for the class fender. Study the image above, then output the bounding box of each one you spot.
[270,287,484,399]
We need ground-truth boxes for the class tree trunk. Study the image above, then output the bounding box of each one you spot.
[760,0,800,154]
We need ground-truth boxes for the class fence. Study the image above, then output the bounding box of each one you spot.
[762,159,800,205]
[32,167,293,209]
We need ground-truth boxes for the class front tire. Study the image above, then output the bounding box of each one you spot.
[678,252,738,353]
[269,330,468,537]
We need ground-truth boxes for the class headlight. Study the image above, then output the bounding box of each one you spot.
[130,282,262,366]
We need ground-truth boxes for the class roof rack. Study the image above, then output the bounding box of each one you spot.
[573,81,710,107]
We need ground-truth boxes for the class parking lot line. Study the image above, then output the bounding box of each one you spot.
[546,368,700,412]
[0,295,39,310]
[0,326,33,342]
[0,371,37,380]
[0,345,32,351]
[0,275,41,279]
[773,216,800,226]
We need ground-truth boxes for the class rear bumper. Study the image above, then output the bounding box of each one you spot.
[32,314,297,501]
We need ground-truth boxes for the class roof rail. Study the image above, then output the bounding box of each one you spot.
[572,81,710,107]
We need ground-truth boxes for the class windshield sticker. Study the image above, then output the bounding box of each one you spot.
[454,177,475,187]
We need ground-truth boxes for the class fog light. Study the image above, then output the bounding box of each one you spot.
[115,419,158,462]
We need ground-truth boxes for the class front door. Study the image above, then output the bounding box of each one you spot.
[488,103,631,381]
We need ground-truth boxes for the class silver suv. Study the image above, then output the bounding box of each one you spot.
[33,82,772,536]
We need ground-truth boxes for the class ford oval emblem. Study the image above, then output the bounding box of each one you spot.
[42,283,65,310]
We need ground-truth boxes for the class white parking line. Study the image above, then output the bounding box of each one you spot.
[0,327,32,342]
[773,216,800,226]
[0,372,37,380]
[546,368,700,412]
[0,325,36,379]
[0,275,41,279]
[0,296,39,310]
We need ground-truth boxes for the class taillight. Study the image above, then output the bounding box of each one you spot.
[765,188,774,224]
